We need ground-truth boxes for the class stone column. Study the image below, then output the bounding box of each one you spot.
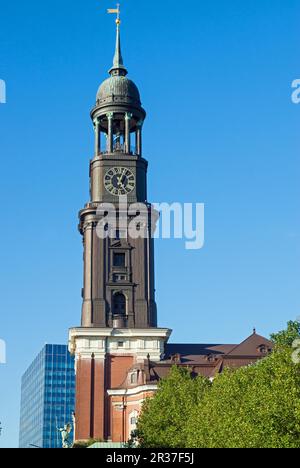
[136,121,143,156]
[107,112,114,153]
[94,118,100,156]
[124,112,132,154]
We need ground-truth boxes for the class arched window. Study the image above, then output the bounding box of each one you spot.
[130,372,138,384]
[129,411,138,433]
[113,293,126,316]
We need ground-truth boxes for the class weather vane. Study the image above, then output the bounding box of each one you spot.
[107,3,121,25]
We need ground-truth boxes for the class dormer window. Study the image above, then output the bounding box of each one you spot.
[206,354,216,362]
[257,345,270,355]
[170,354,181,364]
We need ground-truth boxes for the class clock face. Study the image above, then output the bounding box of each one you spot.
[104,167,136,196]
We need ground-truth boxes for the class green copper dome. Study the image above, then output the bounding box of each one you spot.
[96,75,141,106]
[95,19,142,108]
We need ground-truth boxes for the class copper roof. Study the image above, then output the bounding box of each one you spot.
[147,332,273,383]
[108,332,273,391]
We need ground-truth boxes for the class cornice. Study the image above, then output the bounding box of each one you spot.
[107,385,158,397]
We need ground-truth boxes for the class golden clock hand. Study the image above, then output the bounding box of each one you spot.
[119,169,126,184]
[118,169,126,186]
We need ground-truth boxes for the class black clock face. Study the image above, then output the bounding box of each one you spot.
[104,167,136,196]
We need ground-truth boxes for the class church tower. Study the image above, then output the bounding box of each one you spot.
[69,12,171,444]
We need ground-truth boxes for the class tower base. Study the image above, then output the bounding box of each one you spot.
[69,327,172,443]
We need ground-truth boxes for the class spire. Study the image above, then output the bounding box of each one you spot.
[108,5,128,76]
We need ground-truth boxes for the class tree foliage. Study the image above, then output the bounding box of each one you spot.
[137,322,300,448]
[137,366,210,448]
[270,320,300,348]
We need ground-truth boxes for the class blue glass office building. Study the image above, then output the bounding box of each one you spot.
[19,344,76,448]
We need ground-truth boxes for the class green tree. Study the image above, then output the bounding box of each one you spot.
[137,366,210,448]
[138,323,300,449]
[270,320,300,347]
[188,346,300,448]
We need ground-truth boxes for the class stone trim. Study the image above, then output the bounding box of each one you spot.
[108,385,158,397]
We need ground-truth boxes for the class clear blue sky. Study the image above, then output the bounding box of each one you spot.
[0,0,299,448]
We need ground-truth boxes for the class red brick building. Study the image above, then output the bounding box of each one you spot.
[69,329,272,443]
[69,15,272,444]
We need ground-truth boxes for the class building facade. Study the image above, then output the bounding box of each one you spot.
[69,17,272,444]
[19,345,75,448]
